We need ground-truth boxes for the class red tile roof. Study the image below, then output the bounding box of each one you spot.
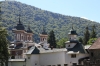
[89,38,100,49]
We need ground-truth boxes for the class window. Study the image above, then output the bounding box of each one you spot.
[35,63,37,65]
[71,54,76,58]
[68,45,70,47]
[73,63,77,66]
[28,57,30,59]
[52,65,56,66]
[24,50,26,53]
[64,64,68,66]
[91,52,94,57]
[57,64,61,66]
[11,56,15,59]
[47,65,51,66]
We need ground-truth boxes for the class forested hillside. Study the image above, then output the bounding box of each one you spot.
[1,1,100,42]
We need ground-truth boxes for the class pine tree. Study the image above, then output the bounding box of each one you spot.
[83,26,90,45]
[48,30,56,48]
[90,25,96,38]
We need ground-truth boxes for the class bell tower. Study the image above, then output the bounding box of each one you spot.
[26,25,33,42]
[40,26,48,42]
[68,25,77,40]
[65,25,78,49]
[12,14,25,42]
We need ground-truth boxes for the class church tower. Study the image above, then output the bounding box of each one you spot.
[10,15,34,59]
[68,26,77,40]
[40,27,48,42]
[39,27,49,49]
[65,26,78,49]
[12,15,25,42]
[26,25,33,42]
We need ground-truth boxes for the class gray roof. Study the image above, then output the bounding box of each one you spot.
[39,48,67,53]
[67,41,86,53]
[26,46,40,54]
[26,26,33,33]
[26,46,67,54]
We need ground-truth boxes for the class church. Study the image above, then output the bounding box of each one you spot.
[8,15,89,66]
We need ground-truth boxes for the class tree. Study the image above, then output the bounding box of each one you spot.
[57,38,68,48]
[0,2,9,66]
[90,25,96,38]
[0,24,9,66]
[48,30,56,48]
[78,37,83,44]
[83,26,90,45]
[87,38,97,45]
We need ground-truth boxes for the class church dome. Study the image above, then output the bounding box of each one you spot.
[15,23,25,30]
[68,29,77,35]
[41,26,47,35]
[26,26,33,33]
[15,15,25,30]
[68,26,77,35]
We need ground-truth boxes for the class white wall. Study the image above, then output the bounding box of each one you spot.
[8,61,25,66]
[65,53,89,66]
[39,52,66,66]
[26,54,39,66]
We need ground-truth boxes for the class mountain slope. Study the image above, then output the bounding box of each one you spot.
[1,1,100,42]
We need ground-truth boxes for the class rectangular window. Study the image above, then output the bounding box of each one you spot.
[28,57,30,59]
[73,63,77,66]
[57,64,61,66]
[47,65,51,66]
[71,54,76,58]
[64,64,68,66]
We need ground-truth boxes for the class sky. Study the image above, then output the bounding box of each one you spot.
[1,0,100,23]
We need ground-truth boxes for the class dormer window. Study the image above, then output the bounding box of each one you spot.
[68,45,70,47]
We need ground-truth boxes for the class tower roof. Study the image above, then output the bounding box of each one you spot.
[26,25,33,33]
[41,26,47,35]
[15,15,25,30]
[68,25,77,35]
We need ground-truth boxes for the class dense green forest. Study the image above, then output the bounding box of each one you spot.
[1,1,100,42]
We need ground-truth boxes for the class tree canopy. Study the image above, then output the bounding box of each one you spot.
[0,23,9,66]
[57,38,68,48]
[1,1,100,43]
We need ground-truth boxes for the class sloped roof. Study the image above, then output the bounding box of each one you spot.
[67,41,85,53]
[15,43,23,49]
[89,38,100,49]
[26,46,40,54]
